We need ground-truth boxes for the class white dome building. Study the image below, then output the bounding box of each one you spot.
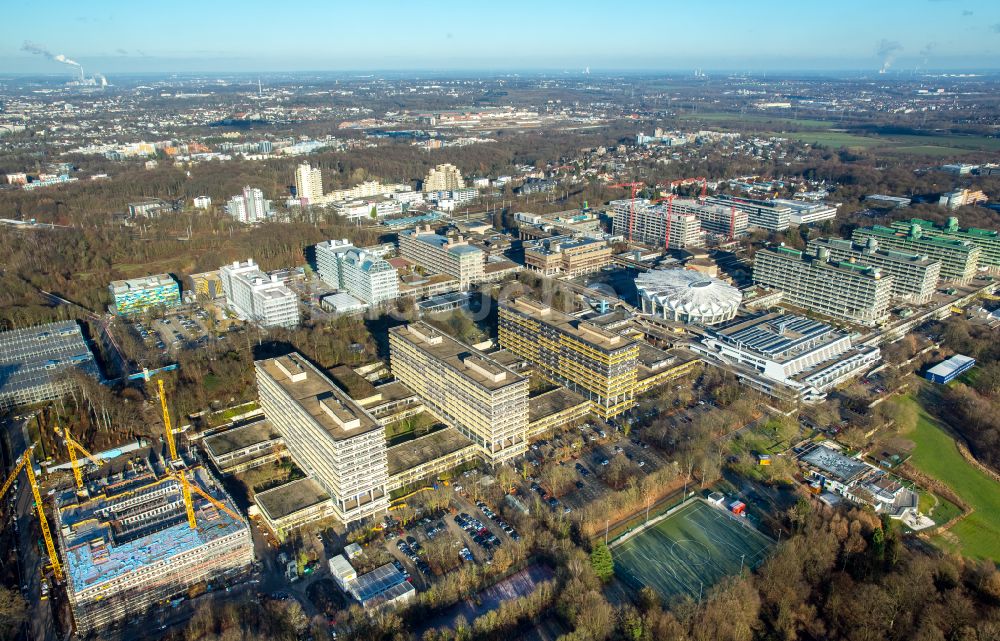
[636,269,742,325]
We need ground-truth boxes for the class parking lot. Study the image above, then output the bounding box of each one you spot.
[522,422,675,512]
[131,307,218,355]
[379,492,521,585]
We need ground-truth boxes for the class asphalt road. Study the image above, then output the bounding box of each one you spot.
[3,414,59,641]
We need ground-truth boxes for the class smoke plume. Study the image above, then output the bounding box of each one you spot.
[876,39,903,73]
[22,41,81,67]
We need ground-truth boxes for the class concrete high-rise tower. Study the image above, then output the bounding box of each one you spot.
[295,163,323,204]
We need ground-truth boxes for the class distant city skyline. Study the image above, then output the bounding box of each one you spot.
[2,0,1000,75]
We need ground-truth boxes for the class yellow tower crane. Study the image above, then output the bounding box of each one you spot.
[53,424,104,491]
[157,378,179,463]
[166,469,243,528]
[154,380,239,529]
[0,446,63,582]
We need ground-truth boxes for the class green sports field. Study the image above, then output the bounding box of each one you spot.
[612,500,773,602]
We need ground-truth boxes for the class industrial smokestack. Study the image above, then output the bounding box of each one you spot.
[22,41,84,78]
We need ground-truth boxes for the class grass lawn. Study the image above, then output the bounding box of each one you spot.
[613,500,773,602]
[899,394,1000,560]
[787,131,885,148]
[678,112,833,129]
[888,145,980,157]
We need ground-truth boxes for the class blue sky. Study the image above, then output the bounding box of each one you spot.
[2,0,999,74]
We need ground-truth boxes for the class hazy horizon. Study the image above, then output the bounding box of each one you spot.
[3,0,1000,76]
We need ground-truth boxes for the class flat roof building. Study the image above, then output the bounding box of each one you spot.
[890,217,1000,271]
[865,194,911,209]
[255,354,389,524]
[0,321,100,410]
[386,427,479,491]
[769,199,838,226]
[610,198,704,249]
[852,225,981,284]
[499,298,640,419]
[203,419,285,475]
[667,198,750,238]
[220,259,300,328]
[109,274,181,316]
[753,246,893,326]
[526,387,591,439]
[389,323,529,462]
[255,477,336,542]
[316,239,400,305]
[807,237,941,305]
[705,194,791,232]
[188,270,224,300]
[57,464,253,634]
[693,312,880,403]
[925,354,976,384]
[523,235,611,276]
[398,226,485,289]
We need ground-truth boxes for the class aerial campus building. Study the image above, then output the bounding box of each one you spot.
[807,238,941,305]
[925,354,976,385]
[389,322,529,463]
[315,239,400,305]
[398,226,485,289]
[635,269,742,325]
[890,217,1000,271]
[693,312,880,403]
[56,462,253,634]
[523,235,612,276]
[220,259,300,328]
[255,353,389,523]
[0,321,99,410]
[705,194,791,232]
[852,225,981,284]
[108,274,181,316]
[499,297,640,419]
[752,245,894,326]
[610,198,704,249]
[664,197,750,238]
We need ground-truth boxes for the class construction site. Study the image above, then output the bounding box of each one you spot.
[54,451,254,634]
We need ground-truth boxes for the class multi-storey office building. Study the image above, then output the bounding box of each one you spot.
[58,464,253,634]
[499,298,640,419]
[807,238,941,304]
[889,217,1000,271]
[523,235,611,276]
[388,323,529,462]
[256,353,389,523]
[771,199,838,226]
[0,321,100,410]
[667,198,750,238]
[315,240,399,304]
[108,274,181,316]
[220,259,300,328]
[752,246,894,326]
[398,226,485,288]
[852,224,981,284]
[294,162,324,204]
[705,194,791,232]
[610,199,704,249]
